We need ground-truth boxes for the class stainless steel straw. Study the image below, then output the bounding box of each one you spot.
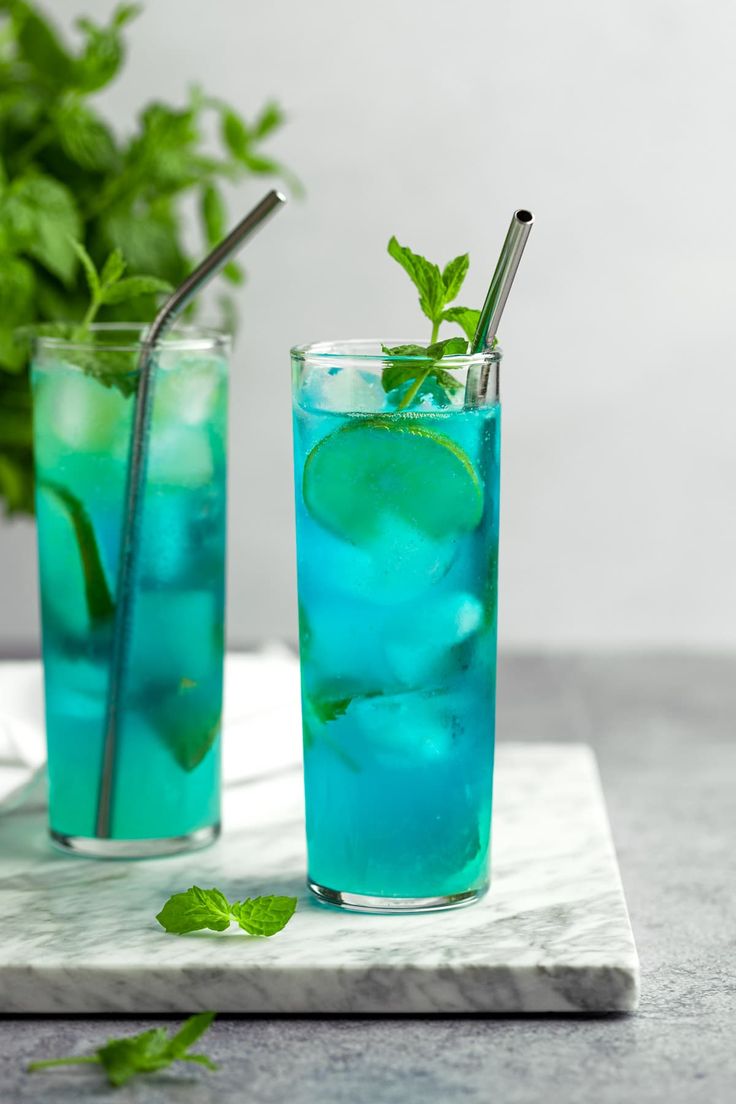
[471,209,534,353]
[96,190,286,838]
[465,209,534,405]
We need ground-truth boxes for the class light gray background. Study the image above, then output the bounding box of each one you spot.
[1,0,734,650]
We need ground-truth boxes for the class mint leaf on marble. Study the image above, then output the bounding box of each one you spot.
[156,886,231,933]
[230,895,298,937]
[156,887,297,936]
[28,1012,217,1087]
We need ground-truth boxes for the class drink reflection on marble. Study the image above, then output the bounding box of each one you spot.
[32,325,228,857]
[292,340,501,911]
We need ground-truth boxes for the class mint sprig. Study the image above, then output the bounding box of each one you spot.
[70,238,171,338]
[28,1012,217,1088]
[382,237,482,409]
[156,886,297,937]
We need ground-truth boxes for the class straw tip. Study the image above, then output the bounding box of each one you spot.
[514,209,534,224]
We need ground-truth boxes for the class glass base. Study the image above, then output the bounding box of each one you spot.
[308,880,488,914]
[49,823,220,859]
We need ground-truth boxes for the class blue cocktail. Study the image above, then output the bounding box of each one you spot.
[292,340,501,910]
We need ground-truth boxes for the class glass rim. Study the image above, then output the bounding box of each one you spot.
[33,322,232,354]
[291,338,502,364]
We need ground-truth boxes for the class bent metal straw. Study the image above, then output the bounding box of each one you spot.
[96,190,286,838]
[465,209,534,406]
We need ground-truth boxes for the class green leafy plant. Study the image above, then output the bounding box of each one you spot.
[156,885,298,937]
[0,0,297,513]
[382,236,482,409]
[28,1012,217,1087]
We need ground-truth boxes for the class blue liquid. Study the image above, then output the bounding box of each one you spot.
[293,403,500,899]
[32,353,227,841]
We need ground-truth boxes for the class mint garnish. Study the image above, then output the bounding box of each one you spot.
[156,886,231,933]
[28,1012,218,1088]
[230,896,299,937]
[156,886,297,937]
[382,236,482,408]
[63,239,171,396]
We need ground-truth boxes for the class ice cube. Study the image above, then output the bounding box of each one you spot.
[346,690,453,766]
[384,591,484,687]
[155,356,225,428]
[34,367,128,461]
[299,365,381,414]
[147,426,214,486]
[299,516,458,608]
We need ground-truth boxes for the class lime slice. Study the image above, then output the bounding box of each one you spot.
[303,418,483,543]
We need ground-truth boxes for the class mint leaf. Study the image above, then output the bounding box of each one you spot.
[441,306,481,342]
[167,1012,216,1057]
[28,1013,217,1088]
[0,256,36,329]
[253,101,286,139]
[441,253,469,301]
[156,887,231,934]
[221,108,251,160]
[200,182,226,247]
[150,688,221,771]
[69,238,100,300]
[381,338,467,407]
[101,274,172,305]
[53,102,116,171]
[17,9,75,87]
[426,337,468,358]
[7,175,81,286]
[231,896,297,937]
[100,247,126,288]
[387,236,445,323]
[74,5,141,93]
[38,479,115,625]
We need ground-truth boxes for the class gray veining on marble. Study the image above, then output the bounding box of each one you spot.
[0,743,638,1014]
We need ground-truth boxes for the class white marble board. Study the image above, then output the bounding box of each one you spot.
[0,743,639,1014]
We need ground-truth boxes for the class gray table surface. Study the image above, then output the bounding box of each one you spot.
[1,651,734,1103]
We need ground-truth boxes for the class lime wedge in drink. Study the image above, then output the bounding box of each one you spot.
[303,418,483,543]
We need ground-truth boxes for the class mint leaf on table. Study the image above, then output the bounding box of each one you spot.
[28,1012,217,1088]
[157,887,298,937]
[384,237,481,407]
[156,887,232,934]
[230,896,298,937]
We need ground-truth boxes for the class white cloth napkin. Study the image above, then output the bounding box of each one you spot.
[0,646,303,814]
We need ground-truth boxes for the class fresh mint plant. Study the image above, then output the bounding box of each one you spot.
[28,1012,217,1088]
[382,236,482,409]
[156,886,297,937]
[0,1,297,514]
